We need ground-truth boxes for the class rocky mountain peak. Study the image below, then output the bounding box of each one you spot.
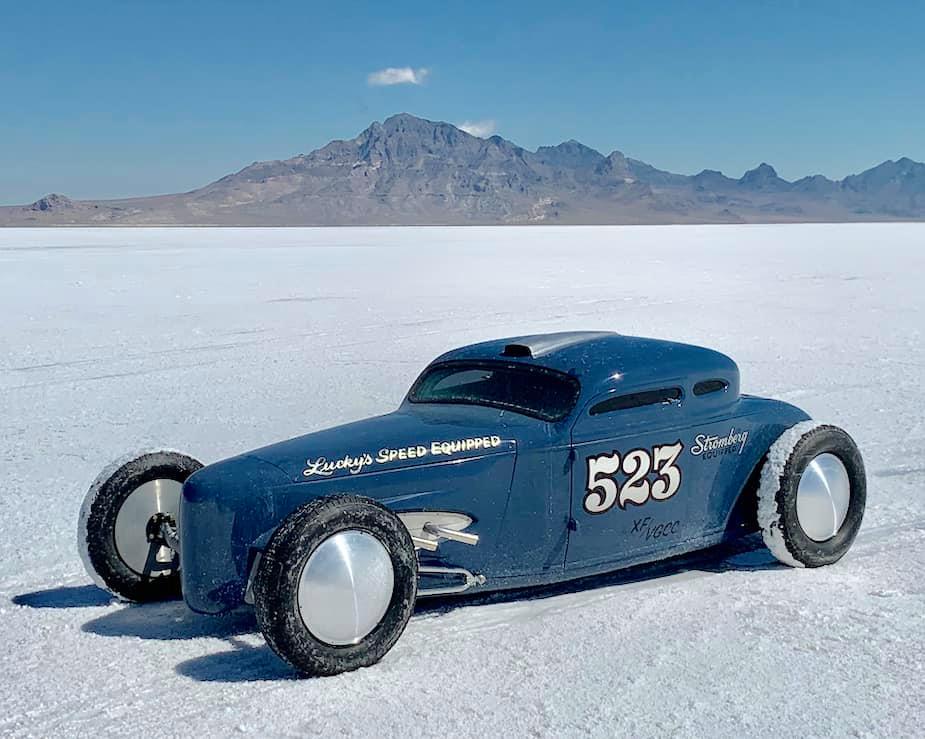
[842,157,925,194]
[792,174,836,193]
[593,150,630,177]
[739,162,789,190]
[30,193,74,211]
[535,140,605,168]
[693,169,735,187]
[741,162,779,180]
[353,113,485,167]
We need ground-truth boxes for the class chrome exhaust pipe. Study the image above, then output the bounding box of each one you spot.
[423,522,479,546]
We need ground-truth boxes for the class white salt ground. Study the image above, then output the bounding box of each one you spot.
[0,224,922,738]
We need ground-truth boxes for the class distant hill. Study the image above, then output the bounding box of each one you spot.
[3,113,924,226]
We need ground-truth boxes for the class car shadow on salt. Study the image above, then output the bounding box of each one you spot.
[171,536,782,683]
[175,639,306,683]
[81,600,257,641]
[175,640,299,682]
[12,537,781,683]
[413,535,781,619]
[72,599,300,682]
[12,584,115,609]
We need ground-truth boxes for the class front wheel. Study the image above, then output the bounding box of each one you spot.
[757,422,866,568]
[253,495,417,677]
[78,450,203,601]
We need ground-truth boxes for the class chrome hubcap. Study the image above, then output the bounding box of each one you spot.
[114,478,182,575]
[795,453,851,542]
[297,530,395,646]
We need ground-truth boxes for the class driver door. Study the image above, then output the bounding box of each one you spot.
[566,384,704,568]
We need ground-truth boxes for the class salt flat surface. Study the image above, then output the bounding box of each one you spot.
[0,225,923,738]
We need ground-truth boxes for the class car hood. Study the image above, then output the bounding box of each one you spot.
[248,407,518,482]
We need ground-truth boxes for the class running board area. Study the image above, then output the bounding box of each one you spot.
[417,566,486,597]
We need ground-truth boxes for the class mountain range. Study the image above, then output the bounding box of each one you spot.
[3,113,924,226]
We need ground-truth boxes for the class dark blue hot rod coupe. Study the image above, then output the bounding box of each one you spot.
[78,332,865,676]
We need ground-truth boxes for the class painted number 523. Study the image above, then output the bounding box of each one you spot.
[584,441,684,514]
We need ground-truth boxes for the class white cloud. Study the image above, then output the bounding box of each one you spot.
[367,67,429,86]
[458,119,496,138]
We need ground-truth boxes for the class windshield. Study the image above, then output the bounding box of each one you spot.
[408,361,580,421]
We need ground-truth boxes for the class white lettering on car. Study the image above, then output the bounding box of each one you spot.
[690,428,748,458]
[303,435,504,478]
[584,441,684,514]
[302,453,374,477]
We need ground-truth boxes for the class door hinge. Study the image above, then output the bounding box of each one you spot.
[567,517,578,532]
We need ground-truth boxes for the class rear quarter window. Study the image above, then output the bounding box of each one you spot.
[589,387,682,416]
[693,378,729,396]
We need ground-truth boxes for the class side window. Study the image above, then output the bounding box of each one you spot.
[693,378,728,396]
[430,369,488,393]
[589,387,682,416]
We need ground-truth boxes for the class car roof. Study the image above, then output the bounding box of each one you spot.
[432,331,738,396]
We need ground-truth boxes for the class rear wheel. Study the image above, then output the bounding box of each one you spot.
[254,495,417,677]
[78,450,202,601]
[757,423,866,568]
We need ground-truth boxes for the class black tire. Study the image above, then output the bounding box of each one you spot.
[254,495,418,677]
[78,450,203,602]
[757,423,866,568]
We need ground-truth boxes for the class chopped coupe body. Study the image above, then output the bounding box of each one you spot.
[79,331,865,676]
[180,332,807,614]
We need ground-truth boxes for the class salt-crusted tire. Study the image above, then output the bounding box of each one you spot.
[78,450,203,602]
[757,422,865,568]
[254,495,418,677]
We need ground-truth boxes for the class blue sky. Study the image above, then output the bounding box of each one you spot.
[2,0,922,203]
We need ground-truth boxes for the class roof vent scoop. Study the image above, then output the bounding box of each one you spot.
[501,343,533,358]
[498,332,616,359]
